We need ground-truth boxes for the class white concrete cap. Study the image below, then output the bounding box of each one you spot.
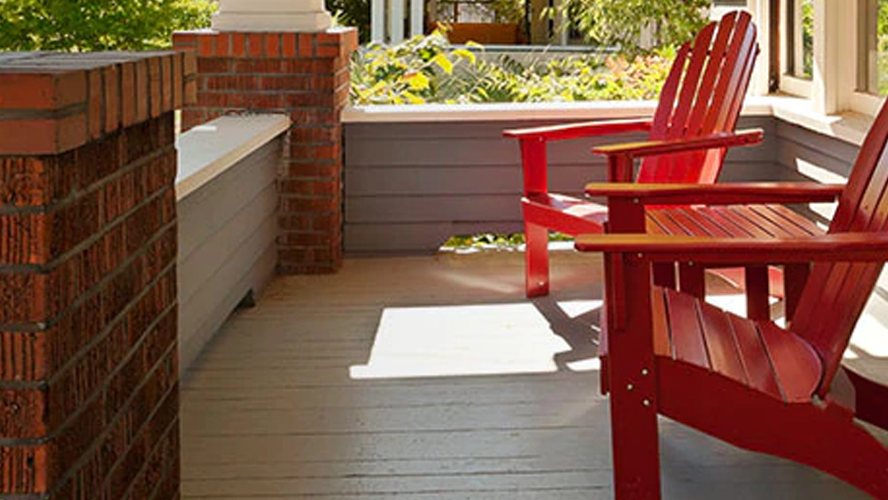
[212,0,332,31]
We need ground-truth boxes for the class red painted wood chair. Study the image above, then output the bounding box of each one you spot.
[504,10,760,298]
[575,95,888,500]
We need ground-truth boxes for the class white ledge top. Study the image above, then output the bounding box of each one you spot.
[342,95,878,147]
[176,114,290,200]
[342,97,774,123]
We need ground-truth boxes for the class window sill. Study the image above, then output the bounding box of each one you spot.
[767,95,875,147]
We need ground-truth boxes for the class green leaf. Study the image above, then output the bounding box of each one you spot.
[404,72,430,91]
[451,49,477,65]
[402,91,425,104]
[432,53,454,74]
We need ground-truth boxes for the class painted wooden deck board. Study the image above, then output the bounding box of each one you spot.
[181,252,885,499]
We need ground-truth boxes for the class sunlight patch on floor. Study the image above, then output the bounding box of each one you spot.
[848,294,888,358]
[704,293,752,318]
[350,300,601,379]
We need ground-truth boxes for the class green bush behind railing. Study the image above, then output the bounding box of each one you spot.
[350,31,675,105]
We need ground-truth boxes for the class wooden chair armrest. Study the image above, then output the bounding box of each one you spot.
[583,182,845,205]
[503,118,652,142]
[575,233,888,264]
[592,129,763,159]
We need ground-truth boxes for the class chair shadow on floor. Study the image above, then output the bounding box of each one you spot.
[531,296,602,372]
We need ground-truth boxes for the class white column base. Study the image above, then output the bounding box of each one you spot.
[212,12,332,31]
[212,0,332,32]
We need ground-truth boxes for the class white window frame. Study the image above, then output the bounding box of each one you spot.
[774,0,885,116]
[778,0,813,99]
[847,0,888,114]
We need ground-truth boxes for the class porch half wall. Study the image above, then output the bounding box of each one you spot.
[343,113,852,255]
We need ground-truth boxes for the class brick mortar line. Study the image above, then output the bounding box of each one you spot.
[0,173,173,276]
[0,102,88,122]
[0,248,177,390]
[281,157,339,166]
[47,350,179,500]
[279,193,340,198]
[115,411,179,500]
[0,138,175,218]
[0,303,177,448]
[279,175,340,180]
[285,142,339,148]
[47,265,177,389]
[82,380,178,500]
[0,208,174,339]
[0,214,175,334]
[144,447,176,500]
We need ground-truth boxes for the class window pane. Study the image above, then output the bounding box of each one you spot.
[787,0,814,80]
[801,0,813,78]
[860,0,888,95]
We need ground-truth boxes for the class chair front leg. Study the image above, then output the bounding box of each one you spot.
[744,265,770,321]
[653,263,676,289]
[605,254,663,500]
[524,221,550,298]
[783,263,809,323]
[678,263,705,298]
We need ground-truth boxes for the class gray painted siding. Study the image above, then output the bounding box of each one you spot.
[773,120,859,225]
[775,120,859,180]
[178,138,281,374]
[344,116,779,255]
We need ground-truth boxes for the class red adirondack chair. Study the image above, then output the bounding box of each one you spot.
[575,95,888,499]
[504,10,760,298]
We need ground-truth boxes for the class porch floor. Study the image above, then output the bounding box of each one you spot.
[181,251,886,500]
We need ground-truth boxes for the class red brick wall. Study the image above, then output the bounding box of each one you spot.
[173,28,358,274]
[0,52,194,500]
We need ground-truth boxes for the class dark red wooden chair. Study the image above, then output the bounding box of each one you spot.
[575,94,888,500]
[504,10,760,298]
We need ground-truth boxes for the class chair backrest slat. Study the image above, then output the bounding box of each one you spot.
[637,11,757,184]
[698,13,756,134]
[678,17,735,137]
[791,98,888,395]
[649,43,691,135]
[663,22,719,139]
[696,14,759,183]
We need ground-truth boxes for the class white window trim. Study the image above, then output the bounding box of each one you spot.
[775,0,885,117]
[781,75,813,98]
[843,0,887,116]
[777,0,812,91]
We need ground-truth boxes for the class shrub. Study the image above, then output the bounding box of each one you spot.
[350,31,479,105]
[0,0,216,51]
[350,32,675,105]
[326,0,371,43]
[557,0,710,55]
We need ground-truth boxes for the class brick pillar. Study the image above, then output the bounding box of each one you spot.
[173,28,358,274]
[0,51,194,500]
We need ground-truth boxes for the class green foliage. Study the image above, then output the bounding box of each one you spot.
[437,0,525,24]
[326,0,371,43]
[351,32,675,105]
[442,231,572,250]
[556,0,709,55]
[350,31,479,104]
[877,0,888,95]
[0,0,216,52]
[800,0,814,79]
